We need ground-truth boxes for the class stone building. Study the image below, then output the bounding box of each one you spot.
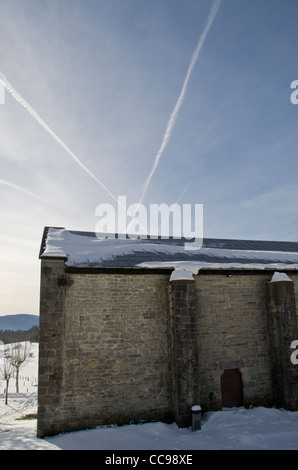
[37,227,298,438]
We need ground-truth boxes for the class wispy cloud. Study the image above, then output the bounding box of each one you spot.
[0,178,40,200]
[136,0,222,208]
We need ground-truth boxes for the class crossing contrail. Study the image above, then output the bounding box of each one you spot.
[0,72,118,205]
[0,0,221,236]
[136,0,222,208]
[0,72,148,234]
[0,178,41,199]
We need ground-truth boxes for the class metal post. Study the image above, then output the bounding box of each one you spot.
[191,405,201,431]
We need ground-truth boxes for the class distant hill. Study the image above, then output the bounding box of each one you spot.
[0,314,39,331]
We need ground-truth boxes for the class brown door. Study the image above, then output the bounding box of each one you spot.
[221,369,243,407]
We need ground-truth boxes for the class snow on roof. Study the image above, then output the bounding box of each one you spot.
[268,272,293,283]
[39,227,298,279]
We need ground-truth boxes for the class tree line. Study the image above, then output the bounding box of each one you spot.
[0,325,39,344]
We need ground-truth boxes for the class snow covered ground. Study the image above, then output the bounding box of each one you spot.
[0,342,298,450]
[45,407,298,451]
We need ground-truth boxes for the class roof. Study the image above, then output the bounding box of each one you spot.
[39,227,298,280]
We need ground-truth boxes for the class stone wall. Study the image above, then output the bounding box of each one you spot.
[195,272,274,410]
[266,278,298,410]
[37,261,298,438]
[37,261,172,437]
[167,281,200,427]
[38,259,67,438]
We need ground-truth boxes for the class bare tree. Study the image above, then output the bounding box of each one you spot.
[9,342,32,393]
[0,340,3,366]
[0,347,15,404]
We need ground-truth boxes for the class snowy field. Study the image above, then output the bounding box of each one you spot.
[0,343,298,451]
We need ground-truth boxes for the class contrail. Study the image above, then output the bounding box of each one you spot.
[157,176,193,234]
[0,72,148,234]
[0,178,40,199]
[175,176,193,204]
[0,72,118,205]
[136,0,222,208]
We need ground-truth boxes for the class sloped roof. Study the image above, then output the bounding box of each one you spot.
[40,227,298,278]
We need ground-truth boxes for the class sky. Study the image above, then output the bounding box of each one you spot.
[0,0,298,316]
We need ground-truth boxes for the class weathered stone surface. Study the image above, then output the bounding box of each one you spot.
[195,273,276,411]
[167,282,199,427]
[37,263,172,437]
[266,279,298,410]
[37,262,298,438]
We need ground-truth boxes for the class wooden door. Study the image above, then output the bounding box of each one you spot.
[221,369,243,407]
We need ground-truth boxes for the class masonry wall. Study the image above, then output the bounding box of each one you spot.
[266,279,298,410]
[37,262,298,437]
[195,273,274,410]
[37,260,172,437]
[38,260,67,438]
[62,271,172,428]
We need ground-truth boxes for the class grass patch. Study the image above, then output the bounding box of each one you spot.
[16,413,38,420]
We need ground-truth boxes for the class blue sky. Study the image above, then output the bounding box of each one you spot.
[0,0,298,315]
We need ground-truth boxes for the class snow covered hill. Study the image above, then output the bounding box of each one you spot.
[0,342,298,450]
[0,314,39,331]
